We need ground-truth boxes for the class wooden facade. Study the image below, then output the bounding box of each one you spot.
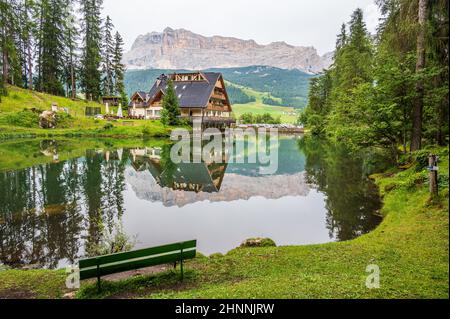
[102,96,121,107]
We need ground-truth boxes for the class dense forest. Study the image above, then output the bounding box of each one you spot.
[300,1,449,158]
[226,84,256,104]
[0,0,128,105]
[211,66,314,108]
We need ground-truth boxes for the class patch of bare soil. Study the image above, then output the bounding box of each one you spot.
[102,264,170,282]
[0,288,36,299]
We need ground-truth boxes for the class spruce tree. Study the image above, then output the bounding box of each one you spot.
[112,31,127,106]
[101,15,114,97]
[1,0,22,87]
[62,5,78,99]
[161,80,180,126]
[40,0,66,95]
[19,0,37,90]
[80,0,103,101]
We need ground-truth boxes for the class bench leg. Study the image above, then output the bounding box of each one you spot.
[180,248,184,281]
[96,262,101,293]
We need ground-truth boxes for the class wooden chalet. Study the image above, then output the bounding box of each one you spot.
[128,72,234,124]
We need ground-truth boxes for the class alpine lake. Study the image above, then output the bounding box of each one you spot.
[0,135,389,269]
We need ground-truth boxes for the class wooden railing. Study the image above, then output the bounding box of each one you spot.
[182,116,236,124]
[131,103,147,107]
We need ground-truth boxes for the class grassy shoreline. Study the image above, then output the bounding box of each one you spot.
[0,123,173,140]
[0,146,447,299]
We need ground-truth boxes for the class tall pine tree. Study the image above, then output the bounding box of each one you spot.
[40,0,66,95]
[112,31,127,106]
[161,80,180,126]
[62,1,78,99]
[80,0,103,101]
[101,15,114,97]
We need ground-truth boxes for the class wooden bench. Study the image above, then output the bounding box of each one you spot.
[79,240,197,291]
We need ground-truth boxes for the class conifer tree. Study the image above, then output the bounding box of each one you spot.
[112,31,127,106]
[80,0,103,101]
[40,0,66,95]
[19,0,37,90]
[161,80,180,126]
[101,15,114,97]
[62,5,78,99]
[1,0,21,87]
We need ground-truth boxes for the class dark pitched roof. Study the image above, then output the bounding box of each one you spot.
[137,91,148,99]
[130,72,222,108]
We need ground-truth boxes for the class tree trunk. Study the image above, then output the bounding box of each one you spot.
[428,154,438,196]
[411,0,428,152]
[27,42,33,90]
[2,50,8,83]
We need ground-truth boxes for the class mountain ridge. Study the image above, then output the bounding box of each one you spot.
[124,27,333,74]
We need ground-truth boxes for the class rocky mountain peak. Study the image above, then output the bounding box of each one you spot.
[124,28,333,74]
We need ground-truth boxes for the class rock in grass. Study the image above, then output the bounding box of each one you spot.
[209,253,224,259]
[39,111,57,129]
[240,238,277,248]
[0,263,11,271]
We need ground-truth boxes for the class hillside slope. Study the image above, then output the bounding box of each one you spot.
[0,86,171,139]
[0,85,105,117]
[228,82,299,124]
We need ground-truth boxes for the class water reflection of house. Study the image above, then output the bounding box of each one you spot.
[130,148,226,193]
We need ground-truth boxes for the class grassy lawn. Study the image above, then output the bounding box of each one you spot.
[228,83,299,124]
[0,120,173,140]
[0,147,447,299]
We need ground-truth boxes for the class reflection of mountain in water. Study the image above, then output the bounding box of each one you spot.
[126,141,310,207]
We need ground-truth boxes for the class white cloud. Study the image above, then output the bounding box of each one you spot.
[103,0,381,55]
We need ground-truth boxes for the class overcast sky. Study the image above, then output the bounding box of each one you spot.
[103,0,381,55]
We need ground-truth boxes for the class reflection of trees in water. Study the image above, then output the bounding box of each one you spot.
[298,137,383,241]
[0,146,127,269]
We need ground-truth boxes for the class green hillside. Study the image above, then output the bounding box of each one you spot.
[0,85,171,139]
[208,66,315,108]
[0,85,106,116]
[227,82,299,124]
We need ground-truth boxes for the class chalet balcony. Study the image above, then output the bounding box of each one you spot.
[131,102,147,108]
[211,93,226,100]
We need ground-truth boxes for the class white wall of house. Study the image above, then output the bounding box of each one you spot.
[130,106,163,119]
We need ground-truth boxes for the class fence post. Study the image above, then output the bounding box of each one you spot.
[428,154,439,196]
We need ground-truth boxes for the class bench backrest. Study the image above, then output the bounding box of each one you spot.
[79,240,197,280]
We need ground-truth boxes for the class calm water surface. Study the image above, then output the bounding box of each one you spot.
[0,136,384,269]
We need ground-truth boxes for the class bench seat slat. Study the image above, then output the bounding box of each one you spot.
[80,249,196,280]
[79,240,196,269]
